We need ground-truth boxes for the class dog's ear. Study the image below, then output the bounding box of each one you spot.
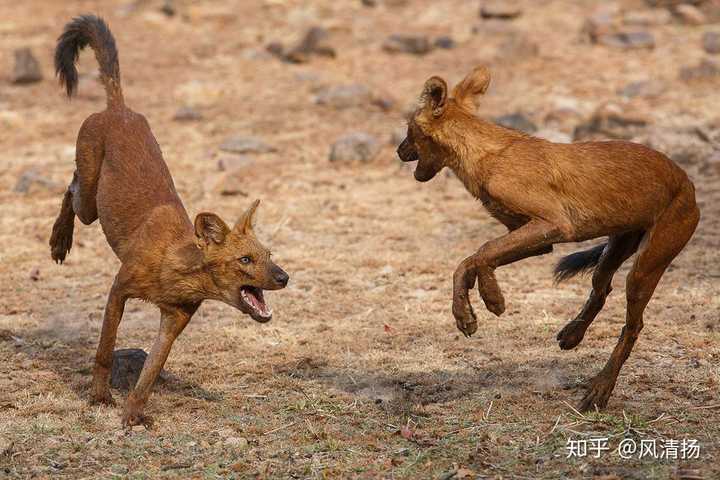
[195,213,230,245]
[421,76,448,117]
[452,66,491,112]
[234,199,260,235]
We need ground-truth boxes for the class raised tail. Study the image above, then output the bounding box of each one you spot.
[553,243,607,283]
[54,15,123,108]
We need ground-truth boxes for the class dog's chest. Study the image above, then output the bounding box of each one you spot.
[478,188,527,228]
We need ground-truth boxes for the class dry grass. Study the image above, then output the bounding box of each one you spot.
[1,0,719,478]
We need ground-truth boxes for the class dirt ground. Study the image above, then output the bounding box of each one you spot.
[1,0,720,478]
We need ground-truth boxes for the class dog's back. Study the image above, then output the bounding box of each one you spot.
[55,15,189,260]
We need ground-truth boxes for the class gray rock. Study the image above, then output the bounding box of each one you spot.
[496,34,539,60]
[679,58,720,81]
[12,48,42,84]
[111,349,149,390]
[573,105,649,141]
[217,154,254,172]
[641,127,715,166]
[434,36,456,49]
[582,6,619,42]
[13,169,62,194]
[480,1,522,20]
[224,437,249,448]
[219,135,276,154]
[282,27,336,64]
[382,35,433,55]
[329,133,381,162]
[598,31,656,49]
[173,106,202,122]
[618,80,665,98]
[623,9,672,26]
[314,84,373,109]
[494,113,538,134]
[703,32,720,54]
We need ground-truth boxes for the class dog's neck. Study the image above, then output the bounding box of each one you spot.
[438,116,526,198]
[158,237,220,304]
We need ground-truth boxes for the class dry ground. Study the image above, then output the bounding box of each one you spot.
[1,0,719,478]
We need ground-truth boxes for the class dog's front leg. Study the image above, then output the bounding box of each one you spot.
[122,305,195,427]
[452,220,565,336]
[91,277,127,406]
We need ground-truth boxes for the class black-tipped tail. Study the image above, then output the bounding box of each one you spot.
[55,15,123,108]
[553,243,607,283]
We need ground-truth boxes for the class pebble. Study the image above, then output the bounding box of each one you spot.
[382,34,432,55]
[433,36,456,49]
[314,84,373,109]
[173,106,202,122]
[12,48,42,84]
[493,112,537,134]
[219,136,276,154]
[703,31,720,54]
[110,349,149,390]
[480,1,523,20]
[617,80,665,98]
[679,58,720,81]
[224,437,249,449]
[281,27,336,64]
[329,133,381,162]
[623,9,672,26]
[573,104,649,141]
[598,31,656,49]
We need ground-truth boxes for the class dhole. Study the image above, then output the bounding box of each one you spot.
[398,66,699,411]
[49,15,289,426]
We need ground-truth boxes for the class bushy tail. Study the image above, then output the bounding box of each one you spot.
[553,243,607,283]
[55,15,123,108]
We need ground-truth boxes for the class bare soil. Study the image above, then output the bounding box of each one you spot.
[1,0,719,478]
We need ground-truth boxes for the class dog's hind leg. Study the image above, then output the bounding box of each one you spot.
[453,220,567,336]
[556,231,644,350]
[91,275,128,406]
[578,186,698,411]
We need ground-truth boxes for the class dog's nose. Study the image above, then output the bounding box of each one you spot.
[273,267,289,287]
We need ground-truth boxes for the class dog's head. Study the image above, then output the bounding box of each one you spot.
[397,66,491,182]
[193,200,288,323]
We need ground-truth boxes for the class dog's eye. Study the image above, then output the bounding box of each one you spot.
[239,256,252,264]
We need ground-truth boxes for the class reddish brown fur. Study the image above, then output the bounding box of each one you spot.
[398,66,699,411]
[49,16,289,426]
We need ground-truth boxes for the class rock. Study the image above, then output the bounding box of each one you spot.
[582,5,620,42]
[700,150,720,175]
[674,4,706,24]
[534,129,572,143]
[640,126,715,165]
[29,268,40,281]
[433,36,456,49]
[224,437,249,449]
[219,136,276,154]
[217,154,254,172]
[703,31,720,54]
[329,133,381,162]
[13,169,62,194]
[160,0,176,17]
[679,58,720,81]
[623,9,672,26]
[543,107,584,132]
[617,80,665,98]
[279,27,336,64]
[12,48,42,84]
[493,113,537,134]
[480,1,522,20]
[110,349,167,390]
[382,34,433,55]
[598,30,656,49]
[573,104,649,141]
[496,34,539,60]
[361,0,378,6]
[314,84,373,109]
[131,424,146,433]
[173,106,202,122]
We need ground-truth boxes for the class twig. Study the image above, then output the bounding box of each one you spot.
[690,404,720,410]
[263,421,296,436]
[562,400,585,419]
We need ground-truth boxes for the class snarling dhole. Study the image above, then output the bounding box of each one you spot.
[49,16,289,426]
[398,66,699,411]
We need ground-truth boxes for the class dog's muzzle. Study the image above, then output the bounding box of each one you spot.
[397,138,419,162]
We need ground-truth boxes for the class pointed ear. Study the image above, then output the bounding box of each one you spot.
[194,213,230,245]
[421,76,448,117]
[452,66,491,112]
[234,199,260,235]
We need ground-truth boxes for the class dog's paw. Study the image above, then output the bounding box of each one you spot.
[452,297,478,337]
[482,294,505,317]
[578,374,616,412]
[556,320,587,350]
[90,389,116,407]
[122,410,153,429]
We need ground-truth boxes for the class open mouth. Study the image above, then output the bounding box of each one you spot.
[239,286,273,322]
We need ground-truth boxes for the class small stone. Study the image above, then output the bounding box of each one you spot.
[160,0,176,16]
[361,0,378,6]
[12,48,42,84]
[314,84,373,109]
[282,27,336,64]
[496,34,539,60]
[582,5,620,42]
[573,104,649,141]
[623,9,672,26]
[703,32,720,54]
[598,31,655,49]
[641,126,715,166]
[618,80,665,98]
[13,169,62,194]
[219,136,276,154]
[679,58,720,81]
[543,107,584,131]
[111,464,129,474]
[217,155,254,172]
[224,436,249,449]
[433,36,456,49]
[382,34,433,55]
[29,268,40,281]
[110,349,166,391]
[674,4,706,25]
[329,133,381,163]
[480,1,522,20]
[173,106,202,122]
[131,425,146,433]
[493,113,537,134]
